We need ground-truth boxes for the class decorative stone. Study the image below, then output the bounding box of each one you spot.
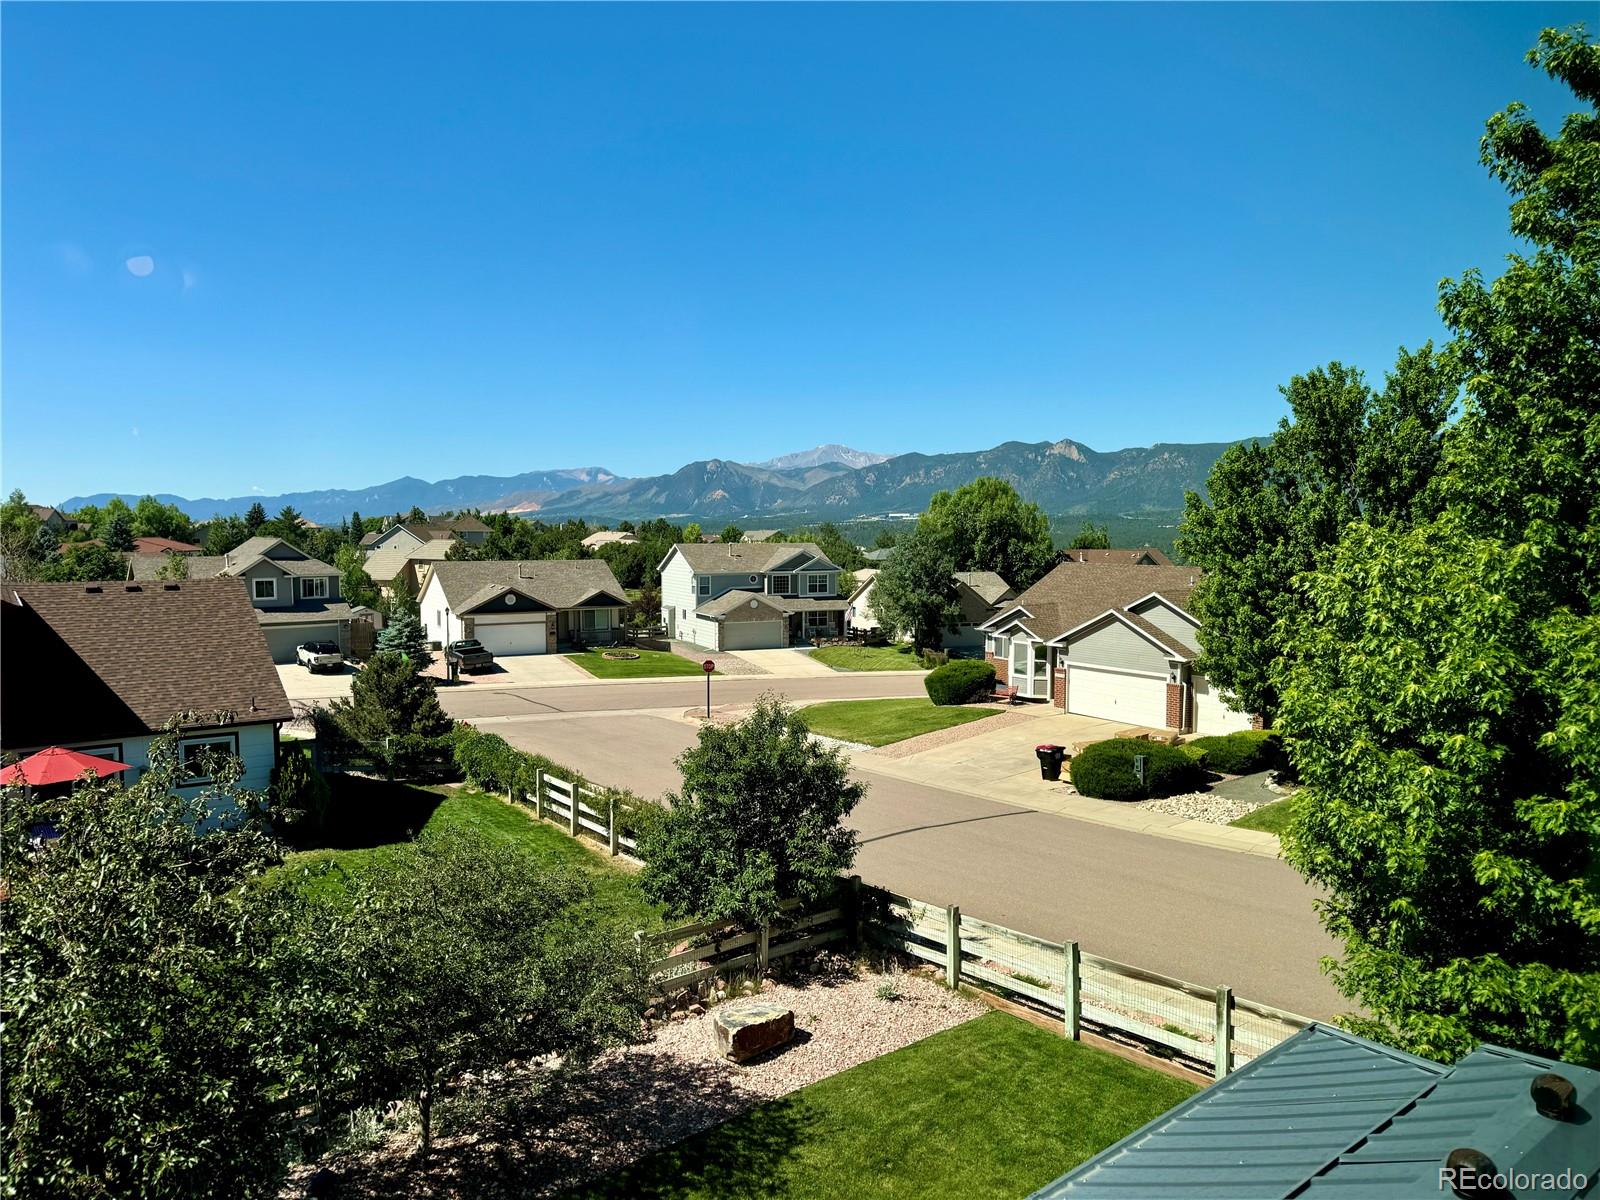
[712,1001,796,1062]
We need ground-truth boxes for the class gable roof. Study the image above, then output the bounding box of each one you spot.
[425,559,628,614]
[1058,546,1174,566]
[847,567,879,603]
[1,580,293,749]
[132,536,202,555]
[580,530,639,548]
[954,571,1013,606]
[363,538,455,584]
[221,537,336,578]
[664,542,837,574]
[1030,1023,1600,1199]
[359,530,381,547]
[983,563,1199,645]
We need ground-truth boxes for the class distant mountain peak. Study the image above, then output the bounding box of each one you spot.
[750,445,892,471]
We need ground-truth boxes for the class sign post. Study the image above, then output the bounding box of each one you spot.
[702,659,715,718]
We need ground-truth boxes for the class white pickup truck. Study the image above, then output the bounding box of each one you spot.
[295,640,344,673]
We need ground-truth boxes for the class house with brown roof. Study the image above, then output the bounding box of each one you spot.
[1,579,292,802]
[366,516,490,555]
[979,559,1255,734]
[363,538,455,598]
[131,536,202,555]
[657,542,850,650]
[846,569,1014,650]
[419,559,629,655]
[30,505,70,533]
[1057,546,1172,566]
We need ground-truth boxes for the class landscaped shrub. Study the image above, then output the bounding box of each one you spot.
[272,740,332,837]
[919,648,950,669]
[924,659,997,706]
[1179,743,1210,769]
[1183,730,1282,775]
[1068,738,1206,801]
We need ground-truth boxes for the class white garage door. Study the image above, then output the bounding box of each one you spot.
[1193,676,1254,735]
[1067,665,1167,729]
[473,619,546,656]
[720,621,784,651]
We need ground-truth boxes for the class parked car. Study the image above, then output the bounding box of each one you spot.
[296,640,344,673]
[445,638,495,673]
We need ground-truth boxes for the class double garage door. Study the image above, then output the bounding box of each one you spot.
[265,623,343,664]
[1066,665,1167,729]
[719,620,784,651]
[472,618,547,656]
[1193,676,1254,735]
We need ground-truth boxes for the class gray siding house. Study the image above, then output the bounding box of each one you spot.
[658,542,849,651]
[419,559,629,655]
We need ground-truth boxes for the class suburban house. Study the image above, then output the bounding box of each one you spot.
[420,559,629,655]
[127,536,368,663]
[846,569,1013,650]
[1,580,292,800]
[580,530,638,549]
[980,559,1254,733]
[1058,546,1172,566]
[739,530,779,543]
[1030,1022,1599,1198]
[365,516,490,554]
[30,505,70,533]
[132,536,202,555]
[363,537,454,597]
[658,542,849,650]
[863,546,895,563]
[844,568,879,634]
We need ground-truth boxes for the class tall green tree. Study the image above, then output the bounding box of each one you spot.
[1177,350,1455,719]
[920,477,1053,591]
[101,506,135,552]
[348,509,365,544]
[326,650,451,778]
[131,494,195,543]
[1066,521,1111,550]
[868,524,961,649]
[1277,28,1600,1065]
[637,697,865,926]
[0,488,46,580]
[244,501,267,534]
[719,523,744,544]
[335,542,379,608]
[375,610,429,663]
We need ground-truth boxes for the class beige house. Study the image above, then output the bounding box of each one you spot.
[420,559,629,655]
[581,530,639,550]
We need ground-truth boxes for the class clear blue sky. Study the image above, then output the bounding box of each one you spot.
[2,3,1588,503]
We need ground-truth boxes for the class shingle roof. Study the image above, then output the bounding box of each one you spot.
[740,530,780,542]
[254,600,361,624]
[221,537,336,577]
[1031,1023,1600,1199]
[127,554,228,581]
[363,538,454,583]
[694,590,849,619]
[1,580,293,749]
[954,571,1013,606]
[984,563,1199,645]
[359,530,381,547]
[668,542,836,573]
[581,530,638,548]
[1059,546,1174,566]
[131,536,202,554]
[427,559,628,614]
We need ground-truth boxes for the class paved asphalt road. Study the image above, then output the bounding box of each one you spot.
[441,677,1347,1019]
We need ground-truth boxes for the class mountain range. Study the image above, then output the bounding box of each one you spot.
[61,438,1246,525]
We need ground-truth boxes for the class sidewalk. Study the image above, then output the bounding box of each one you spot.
[852,708,1283,858]
[722,648,849,677]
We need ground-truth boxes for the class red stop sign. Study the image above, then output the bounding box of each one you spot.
[702,659,716,673]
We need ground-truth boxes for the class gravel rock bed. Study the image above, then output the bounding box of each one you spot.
[285,965,981,1200]
[1134,791,1266,824]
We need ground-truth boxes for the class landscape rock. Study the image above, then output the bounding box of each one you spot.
[712,1001,796,1062]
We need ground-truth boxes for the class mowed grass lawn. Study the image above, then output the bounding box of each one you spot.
[1230,794,1304,836]
[270,780,659,930]
[799,698,999,747]
[568,648,712,679]
[810,644,927,672]
[569,1011,1196,1200]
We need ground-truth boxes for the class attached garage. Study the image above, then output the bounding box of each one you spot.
[263,622,343,664]
[1193,676,1254,735]
[472,616,547,656]
[1066,665,1167,729]
[720,620,784,651]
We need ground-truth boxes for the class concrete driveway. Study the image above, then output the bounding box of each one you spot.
[723,648,842,677]
[426,651,591,689]
[277,663,355,702]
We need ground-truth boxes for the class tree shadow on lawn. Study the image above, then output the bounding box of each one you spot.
[288,774,445,852]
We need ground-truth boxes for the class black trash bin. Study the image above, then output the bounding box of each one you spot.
[1035,744,1065,782]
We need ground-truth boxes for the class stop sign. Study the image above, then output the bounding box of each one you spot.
[702,659,716,673]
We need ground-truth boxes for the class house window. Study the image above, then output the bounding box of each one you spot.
[580,608,610,631]
[300,577,328,599]
[252,577,276,601]
[804,611,833,629]
[771,574,792,594]
[989,635,1010,657]
[806,573,829,595]
[178,732,241,787]
[697,576,710,597]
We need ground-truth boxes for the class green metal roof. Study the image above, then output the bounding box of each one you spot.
[1030,1023,1600,1199]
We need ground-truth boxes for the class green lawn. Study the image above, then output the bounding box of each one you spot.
[568,648,712,679]
[568,1011,1196,1200]
[1230,794,1304,836]
[798,698,1000,747]
[270,782,659,930]
[809,644,927,672]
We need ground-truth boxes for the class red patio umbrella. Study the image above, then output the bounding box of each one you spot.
[0,747,133,787]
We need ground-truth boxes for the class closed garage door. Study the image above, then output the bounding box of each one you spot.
[1067,665,1167,729]
[1193,676,1254,735]
[720,621,783,651]
[265,623,342,664]
[474,619,546,656]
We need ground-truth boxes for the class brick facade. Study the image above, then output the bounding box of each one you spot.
[1052,665,1066,707]
[986,651,1008,685]
[1165,682,1185,731]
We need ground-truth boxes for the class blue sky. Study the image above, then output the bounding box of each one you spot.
[2,3,1589,503]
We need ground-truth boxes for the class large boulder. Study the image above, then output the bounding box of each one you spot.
[712,1001,796,1062]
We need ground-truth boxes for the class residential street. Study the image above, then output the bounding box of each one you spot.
[437,676,1348,1020]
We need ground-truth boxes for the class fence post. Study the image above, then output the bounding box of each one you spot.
[534,769,545,821]
[607,794,619,856]
[846,874,863,950]
[1214,985,1234,1078]
[758,921,771,977]
[1064,940,1081,1040]
[569,781,579,837]
[945,904,962,990]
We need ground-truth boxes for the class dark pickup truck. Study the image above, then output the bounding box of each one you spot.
[445,639,496,674]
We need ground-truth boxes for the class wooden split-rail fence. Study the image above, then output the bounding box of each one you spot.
[511,767,640,858]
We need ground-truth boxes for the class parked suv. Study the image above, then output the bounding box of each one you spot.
[445,639,496,673]
[296,641,344,673]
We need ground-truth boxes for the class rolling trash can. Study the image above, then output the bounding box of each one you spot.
[1035,744,1065,782]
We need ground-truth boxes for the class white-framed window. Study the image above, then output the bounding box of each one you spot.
[300,576,328,599]
[580,608,610,631]
[805,573,829,595]
[988,635,1011,657]
[178,732,240,787]
[697,576,710,597]
[252,577,276,601]
[771,574,793,594]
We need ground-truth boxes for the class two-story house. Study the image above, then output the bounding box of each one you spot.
[364,516,490,555]
[657,542,849,651]
[128,536,365,662]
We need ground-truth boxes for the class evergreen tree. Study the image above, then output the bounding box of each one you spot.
[244,502,267,534]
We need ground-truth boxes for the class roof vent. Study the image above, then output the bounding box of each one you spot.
[124,584,142,592]
[1443,1148,1500,1198]
[1531,1072,1577,1121]
[163,583,180,591]
[84,585,102,593]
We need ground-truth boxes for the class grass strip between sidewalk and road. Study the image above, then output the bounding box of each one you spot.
[1229,794,1304,836]
[809,644,928,672]
[798,697,1000,747]
[568,648,716,679]
[567,1010,1197,1200]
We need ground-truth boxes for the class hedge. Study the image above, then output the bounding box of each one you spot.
[1069,738,1206,801]
[925,659,997,706]
[1182,730,1281,775]
[448,723,649,836]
